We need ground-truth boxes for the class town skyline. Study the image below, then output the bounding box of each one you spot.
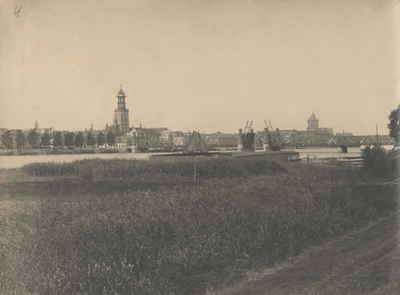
[0,85,392,137]
[0,114,351,137]
[1,0,398,135]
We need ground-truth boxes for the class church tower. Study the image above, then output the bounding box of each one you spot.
[307,112,319,131]
[114,85,130,135]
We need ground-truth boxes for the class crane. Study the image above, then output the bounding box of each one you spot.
[264,120,274,132]
[244,121,253,133]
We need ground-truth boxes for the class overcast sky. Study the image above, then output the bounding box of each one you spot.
[1,0,398,135]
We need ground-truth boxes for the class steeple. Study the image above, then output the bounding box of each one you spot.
[113,84,130,135]
[307,111,319,131]
[116,84,126,110]
[34,119,38,129]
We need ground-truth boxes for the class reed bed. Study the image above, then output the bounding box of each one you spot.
[20,157,287,181]
[0,160,397,294]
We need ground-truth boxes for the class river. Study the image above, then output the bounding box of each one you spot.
[0,147,364,169]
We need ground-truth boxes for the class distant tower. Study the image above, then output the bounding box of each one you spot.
[34,119,38,130]
[307,112,319,131]
[114,84,130,135]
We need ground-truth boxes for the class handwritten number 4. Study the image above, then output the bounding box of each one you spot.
[14,5,21,18]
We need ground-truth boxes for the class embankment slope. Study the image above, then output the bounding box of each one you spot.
[212,212,400,295]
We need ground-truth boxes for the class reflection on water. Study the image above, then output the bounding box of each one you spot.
[0,148,363,169]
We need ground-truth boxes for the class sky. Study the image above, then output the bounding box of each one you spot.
[0,0,399,135]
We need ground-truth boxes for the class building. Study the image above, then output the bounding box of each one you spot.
[171,131,188,147]
[32,119,54,135]
[306,112,333,135]
[158,128,171,143]
[83,123,104,138]
[134,126,160,141]
[307,112,319,131]
[0,128,8,150]
[82,123,107,147]
[206,132,237,147]
[13,121,55,149]
[107,85,130,135]
[336,130,354,137]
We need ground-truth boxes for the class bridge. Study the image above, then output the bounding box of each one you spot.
[126,133,396,152]
[280,135,395,148]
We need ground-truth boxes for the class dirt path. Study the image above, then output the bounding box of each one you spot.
[212,212,400,295]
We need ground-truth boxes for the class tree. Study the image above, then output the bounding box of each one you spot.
[53,132,63,148]
[1,130,12,149]
[86,132,96,147]
[16,131,25,149]
[75,132,84,147]
[27,129,39,147]
[64,132,74,147]
[97,132,105,147]
[106,131,116,147]
[41,133,51,147]
[388,104,400,142]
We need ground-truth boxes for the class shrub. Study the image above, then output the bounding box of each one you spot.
[362,146,391,177]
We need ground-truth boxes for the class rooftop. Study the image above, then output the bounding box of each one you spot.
[309,112,318,121]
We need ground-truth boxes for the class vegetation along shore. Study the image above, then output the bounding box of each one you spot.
[0,153,399,294]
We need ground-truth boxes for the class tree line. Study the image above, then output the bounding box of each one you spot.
[1,130,117,150]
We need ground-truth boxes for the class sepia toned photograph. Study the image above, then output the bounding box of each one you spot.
[0,0,399,294]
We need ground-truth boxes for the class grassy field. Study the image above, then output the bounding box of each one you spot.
[212,212,400,295]
[0,158,398,294]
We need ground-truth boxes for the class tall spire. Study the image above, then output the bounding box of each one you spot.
[114,85,129,135]
[34,119,38,129]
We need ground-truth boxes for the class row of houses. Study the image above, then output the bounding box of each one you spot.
[0,120,227,149]
[0,122,55,150]
[1,124,356,151]
[0,123,245,151]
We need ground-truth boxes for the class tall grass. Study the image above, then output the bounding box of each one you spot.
[1,161,397,294]
[21,157,287,181]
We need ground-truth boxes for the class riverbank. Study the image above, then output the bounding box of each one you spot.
[0,158,397,294]
[0,148,127,156]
